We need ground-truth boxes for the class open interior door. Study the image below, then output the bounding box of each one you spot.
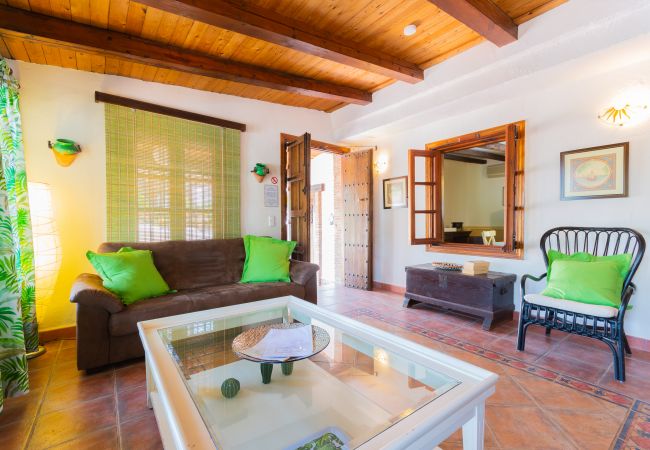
[281,133,311,261]
[342,149,373,290]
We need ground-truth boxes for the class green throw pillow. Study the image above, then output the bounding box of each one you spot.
[546,250,593,282]
[87,247,171,305]
[541,254,632,308]
[240,235,297,283]
[546,250,632,282]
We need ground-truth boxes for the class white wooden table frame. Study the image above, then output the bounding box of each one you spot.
[138,296,497,450]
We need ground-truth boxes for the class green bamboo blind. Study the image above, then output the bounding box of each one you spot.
[104,104,240,242]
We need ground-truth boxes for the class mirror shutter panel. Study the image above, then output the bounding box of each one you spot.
[408,149,442,245]
[502,123,518,253]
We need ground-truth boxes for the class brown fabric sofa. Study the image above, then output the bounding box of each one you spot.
[70,238,319,371]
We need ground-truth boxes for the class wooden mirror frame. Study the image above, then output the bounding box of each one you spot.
[408,121,525,259]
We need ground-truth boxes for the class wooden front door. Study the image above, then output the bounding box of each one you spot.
[342,149,373,289]
[281,133,311,261]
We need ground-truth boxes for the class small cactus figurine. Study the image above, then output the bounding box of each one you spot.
[260,363,273,384]
[281,361,293,376]
[221,378,240,398]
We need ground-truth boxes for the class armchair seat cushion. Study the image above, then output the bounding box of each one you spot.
[524,294,618,318]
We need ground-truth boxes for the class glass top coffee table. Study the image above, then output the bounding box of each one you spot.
[138,296,497,450]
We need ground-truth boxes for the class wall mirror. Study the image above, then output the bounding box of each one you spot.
[408,121,525,258]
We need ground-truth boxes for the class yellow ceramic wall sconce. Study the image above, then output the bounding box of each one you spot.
[48,139,81,167]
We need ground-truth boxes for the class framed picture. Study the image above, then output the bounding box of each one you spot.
[560,142,628,201]
[383,176,408,209]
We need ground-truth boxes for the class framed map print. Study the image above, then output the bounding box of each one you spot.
[383,176,408,209]
[560,142,628,200]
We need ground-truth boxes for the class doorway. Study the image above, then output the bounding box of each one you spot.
[310,152,338,286]
[280,133,373,290]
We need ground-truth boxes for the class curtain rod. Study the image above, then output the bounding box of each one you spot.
[95,91,246,132]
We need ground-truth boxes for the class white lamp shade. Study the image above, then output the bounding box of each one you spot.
[28,182,61,323]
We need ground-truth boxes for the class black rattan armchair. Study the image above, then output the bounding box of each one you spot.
[517,227,645,382]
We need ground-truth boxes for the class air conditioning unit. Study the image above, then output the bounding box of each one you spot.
[486,163,505,178]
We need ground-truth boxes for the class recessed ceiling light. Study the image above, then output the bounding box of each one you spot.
[403,24,417,36]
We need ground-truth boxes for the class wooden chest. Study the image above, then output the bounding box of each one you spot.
[404,264,516,330]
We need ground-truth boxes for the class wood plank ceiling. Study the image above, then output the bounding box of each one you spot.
[0,0,566,112]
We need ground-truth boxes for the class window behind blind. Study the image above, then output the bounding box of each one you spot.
[104,103,240,242]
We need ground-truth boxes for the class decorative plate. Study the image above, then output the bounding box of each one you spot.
[431,262,463,271]
[232,323,330,364]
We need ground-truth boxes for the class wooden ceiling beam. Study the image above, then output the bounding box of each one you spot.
[136,0,424,83]
[460,149,505,161]
[427,0,518,47]
[444,154,487,164]
[0,5,371,105]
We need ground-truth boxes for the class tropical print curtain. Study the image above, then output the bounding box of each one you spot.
[0,58,36,413]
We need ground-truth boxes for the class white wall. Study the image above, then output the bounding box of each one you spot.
[332,0,650,340]
[368,63,650,340]
[11,61,332,330]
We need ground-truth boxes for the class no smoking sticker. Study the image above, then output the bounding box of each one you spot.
[271,176,278,184]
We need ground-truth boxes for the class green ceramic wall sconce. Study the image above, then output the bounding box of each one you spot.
[251,163,270,183]
[48,139,81,167]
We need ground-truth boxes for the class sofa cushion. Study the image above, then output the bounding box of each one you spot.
[109,291,194,336]
[109,282,305,336]
[99,238,246,290]
[190,282,304,310]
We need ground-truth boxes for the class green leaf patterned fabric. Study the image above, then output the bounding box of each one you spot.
[0,58,36,413]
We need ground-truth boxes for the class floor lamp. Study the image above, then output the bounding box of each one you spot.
[27,182,61,359]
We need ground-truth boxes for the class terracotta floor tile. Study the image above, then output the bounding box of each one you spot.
[0,388,43,427]
[416,316,466,335]
[442,350,509,375]
[27,342,60,370]
[41,371,115,414]
[56,346,78,363]
[440,311,481,328]
[483,336,550,362]
[120,413,162,450]
[115,361,147,391]
[510,371,611,412]
[598,358,650,402]
[0,417,33,449]
[59,338,77,350]
[447,327,503,347]
[620,409,650,449]
[551,410,624,450]
[534,352,610,384]
[49,359,113,388]
[48,426,119,450]
[549,339,614,366]
[27,366,52,390]
[117,385,151,422]
[320,302,368,315]
[629,348,650,363]
[565,333,614,348]
[486,404,577,449]
[29,396,116,449]
[487,375,536,406]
